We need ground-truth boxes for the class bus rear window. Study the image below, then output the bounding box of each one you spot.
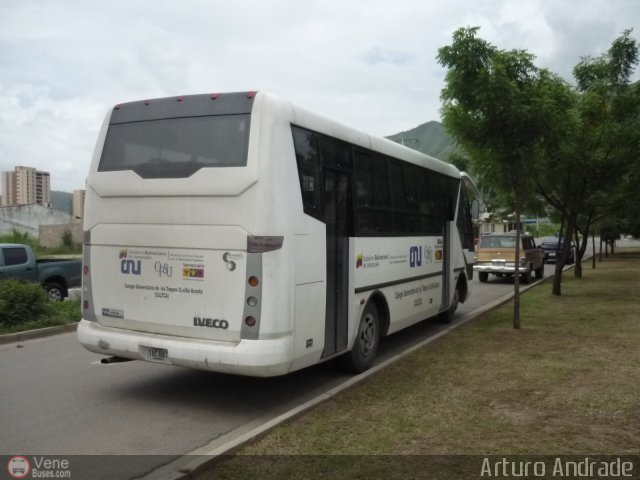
[98,114,250,178]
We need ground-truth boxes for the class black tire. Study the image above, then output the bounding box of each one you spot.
[478,272,488,283]
[439,289,459,324]
[521,267,532,284]
[340,302,380,374]
[45,282,65,302]
[535,262,544,279]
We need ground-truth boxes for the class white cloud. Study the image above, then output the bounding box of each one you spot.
[0,0,638,191]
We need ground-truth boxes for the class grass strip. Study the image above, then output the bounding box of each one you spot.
[0,299,80,335]
[196,250,640,479]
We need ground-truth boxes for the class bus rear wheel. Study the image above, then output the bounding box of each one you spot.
[340,303,380,374]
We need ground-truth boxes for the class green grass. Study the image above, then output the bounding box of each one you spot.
[0,229,81,256]
[0,300,80,335]
[196,249,640,479]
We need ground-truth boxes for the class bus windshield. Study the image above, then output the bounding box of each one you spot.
[98,114,251,179]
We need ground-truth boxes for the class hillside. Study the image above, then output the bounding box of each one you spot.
[51,190,72,214]
[386,121,458,162]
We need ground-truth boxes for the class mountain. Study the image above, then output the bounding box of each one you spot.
[51,190,73,214]
[386,121,458,162]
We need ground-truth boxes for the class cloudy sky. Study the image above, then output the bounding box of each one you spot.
[0,0,638,192]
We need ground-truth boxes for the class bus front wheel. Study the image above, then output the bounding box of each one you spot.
[340,303,380,374]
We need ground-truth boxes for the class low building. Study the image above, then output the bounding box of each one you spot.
[0,204,71,236]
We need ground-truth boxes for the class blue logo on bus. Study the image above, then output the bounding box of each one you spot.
[121,259,142,275]
[409,246,422,268]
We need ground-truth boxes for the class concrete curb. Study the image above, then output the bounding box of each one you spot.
[0,322,78,345]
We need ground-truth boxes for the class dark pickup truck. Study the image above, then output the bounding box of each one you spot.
[0,243,82,301]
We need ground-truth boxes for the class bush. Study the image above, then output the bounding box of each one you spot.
[62,228,74,248]
[0,229,38,250]
[0,279,53,327]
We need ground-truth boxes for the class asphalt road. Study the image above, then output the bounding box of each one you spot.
[0,261,561,479]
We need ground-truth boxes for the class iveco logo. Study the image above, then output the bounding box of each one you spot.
[193,317,229,329]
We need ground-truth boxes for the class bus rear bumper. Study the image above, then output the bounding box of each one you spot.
[77,320,295,377]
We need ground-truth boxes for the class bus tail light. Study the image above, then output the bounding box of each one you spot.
[82,234,97,322]
[242,253,263,339]
[247,236,283,253]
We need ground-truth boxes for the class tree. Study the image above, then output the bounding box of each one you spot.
[536,30,640,291]
[437,27,571,328]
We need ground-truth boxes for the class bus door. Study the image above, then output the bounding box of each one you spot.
[322,169,350,357]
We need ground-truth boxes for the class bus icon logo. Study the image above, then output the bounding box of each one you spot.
[7,456,30,479]
[409,246,422,268]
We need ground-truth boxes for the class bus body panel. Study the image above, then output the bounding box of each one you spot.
[353,236,444,334]
[91,240,246,343]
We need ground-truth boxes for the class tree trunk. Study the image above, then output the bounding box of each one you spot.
[513,210,522,329]
[599,236,603,262]
[574,254,582,277]
[574,229,582,278]
[552,215,567,296]
[592,233,596,269]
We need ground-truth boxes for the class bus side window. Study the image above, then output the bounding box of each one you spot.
[354,151,393,235]
[292,126,322,218]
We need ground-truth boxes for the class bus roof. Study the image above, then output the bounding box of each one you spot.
[105,90,461,180]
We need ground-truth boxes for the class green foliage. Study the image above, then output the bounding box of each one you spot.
[0,279,53,328]
[51,298,81,323]
[529,222,560,239]
[0,229,38,250]
[439,27,640,297]
[437,26,574,324]
[0,229,81,256]
[62,228,74,248]
[538,29,640,273]
[437,27,570,210]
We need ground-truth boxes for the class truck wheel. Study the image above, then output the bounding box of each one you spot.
[45,282,65,302]
[340,302,380,373]
[478,272,488,283]
[521,268,532,284]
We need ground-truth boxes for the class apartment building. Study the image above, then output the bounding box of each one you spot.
[72,189,86,219]
[1,166,51,207]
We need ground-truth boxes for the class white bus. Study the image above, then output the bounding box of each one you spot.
[78,91,478,377]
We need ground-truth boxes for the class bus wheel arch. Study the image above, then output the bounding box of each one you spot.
[340,293,387,374]
[439,275,467,324]
[368,291,390,337]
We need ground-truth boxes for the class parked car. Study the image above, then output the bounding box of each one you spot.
[0,243,82,301]
[539,237,576,264]
[473,233,545,283]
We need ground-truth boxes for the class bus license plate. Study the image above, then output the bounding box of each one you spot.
[145,346,169,363]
